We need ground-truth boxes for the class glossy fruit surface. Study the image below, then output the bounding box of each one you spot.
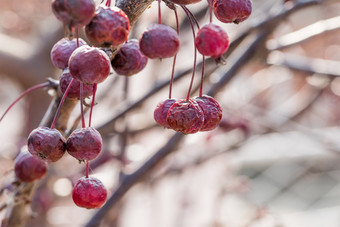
[139,24,180,59]
[213,0,252,24]
[28,127,66,162]
[69,45,111,84]
[66,127,102,161]
[195,23,229,59]
[154,98,176,128]
[14,150,48,182]
[194,95,222,131]
[85,6,130,47]
[72,176,107,209]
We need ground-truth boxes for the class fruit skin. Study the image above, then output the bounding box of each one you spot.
[59,69,93,99]
[213,0,252,24]
[14,150,48,182]
[28,127,66,162]
[72,176,107,209]
[66,127,102,161]
[139,24,180,59]
[154,98,177,128]
[195,23,229,59]
[111,39,148,76]
[51,38,87,70]
[166,99,204,134]
[51,0,96,28]
[85,6,130,48]
[169,0,201,5]
[194,95,222,131]
[69,45,111,84]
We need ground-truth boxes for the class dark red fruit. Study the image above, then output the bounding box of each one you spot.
[51,0,95,28]
[195,23,229,59]
[59,69,93,99]
[28,127,66,162]
[85,6,130,47]
[69,45,111,84]
[111,39,148,76]
[194,95,222,131]
[139,24,180,59]
[51,38,87,70]
[72,176,107,209]
[14,150,48,182]
[213,0,252,24]
[154,98,176,128]
[166,99,204,134]
[169,0,201,5]
[66,127,102,161]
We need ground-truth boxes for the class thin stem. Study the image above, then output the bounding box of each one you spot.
[86,160,89,178]
[50,78,75,129]
[168,9,179,99]
[89,83,97,127]
[80,82,86,128]
[199,56,205,97]
[181,6,197,101]
[0,82,49,123]
[106,0,111,7]
[76,28,79,47]
[158,0,162,24]
[184,6,200,29]
[209,0,213,23]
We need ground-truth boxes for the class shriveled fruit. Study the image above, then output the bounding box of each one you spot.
[66,127,102,161]
[213,0,252,24]
[72,176,107,209]
[59,69,93,99]
[139,24,180,59]
[166,99,204,134]
[154,98,176,128]
[69,45,111,84]
[194,95,222,131]
[169,0,201,5]
[51,0,96,28]
[85,6,130,47]
[51,38,87,69]
[111,39,148,76]
[28,127,66,162]
[14,150,48,182]
[195,23,229,59]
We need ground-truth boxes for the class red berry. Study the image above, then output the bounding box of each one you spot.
[69,45,111,84]
[51,38,87,70]
[72,176,107,209]
[213,0,252,24]
[166,99,204,134]
[111,39,148,76]
[14,150,48,182]
[154,98,176,128]
[59,69,93,99]
[28,127,66,162]
[51,0,96,28]
[139,24,180,59]
[66,127,102,161]
[194,95,222,131]
[169,0,201,4]
[85,6,130,47]
[195,23,229,59]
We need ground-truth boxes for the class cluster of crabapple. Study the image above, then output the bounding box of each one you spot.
[8,0,252,210]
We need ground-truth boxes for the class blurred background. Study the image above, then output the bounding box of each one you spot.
[1,0,340,226]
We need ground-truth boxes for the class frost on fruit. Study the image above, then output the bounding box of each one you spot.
[154,98,177,128]
[139,24,180,59]
[194,95,222,131]
[85,6,130,47]
[59,69,93,99]
[213,0,252,24]
[27,127,66,162]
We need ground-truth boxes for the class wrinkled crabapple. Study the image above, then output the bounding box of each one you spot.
[66,127,102,161]
[51,38,87,70]
[166,99,204,134]
[59,69,93,99]
[213,0,252,24]
[28,127,66,162]
[195,23,229,59]
[111,39,148,76]
[85,5,130,47]
[194,95,222,131]
[169,0,201,5]
[139,24,180,59]
[14,150,48,182]
[154,98,177,128]
[72,176,107,209]
[51,0,96,28]
[69,45,111,84]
